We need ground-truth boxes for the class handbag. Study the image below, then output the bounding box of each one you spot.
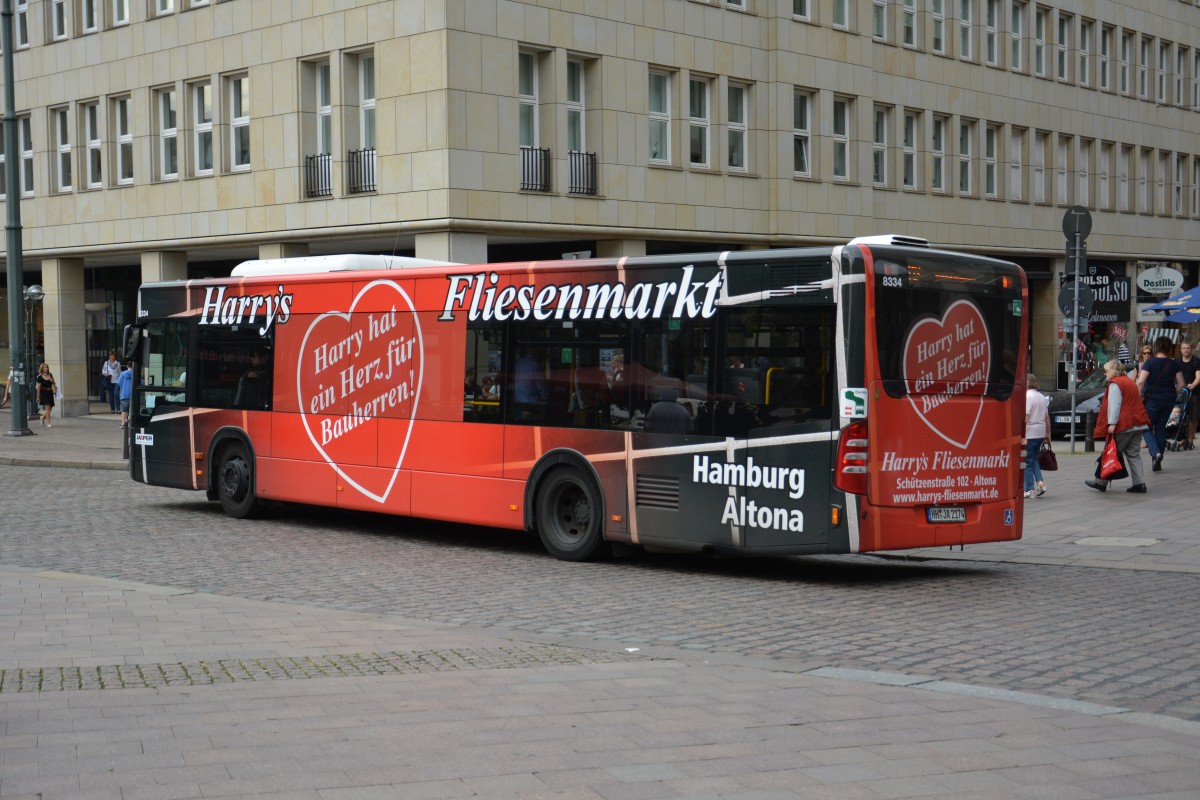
[1097,435,1128,481]
[1037,440,1058,471]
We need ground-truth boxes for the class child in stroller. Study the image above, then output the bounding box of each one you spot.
[1165,387,1193,451]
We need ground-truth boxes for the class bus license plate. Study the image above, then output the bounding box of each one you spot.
[927,506,966,523]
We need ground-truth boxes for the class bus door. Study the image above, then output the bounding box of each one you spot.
[129,319,196,489]
[716,305,837,550]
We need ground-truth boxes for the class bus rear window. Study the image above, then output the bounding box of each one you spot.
[872,251,1023,401]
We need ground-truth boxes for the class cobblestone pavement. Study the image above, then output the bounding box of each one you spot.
[2,459,1198,725]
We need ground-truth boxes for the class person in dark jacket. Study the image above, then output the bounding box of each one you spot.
[1086,359,1151,493]
[1136,336,1185,472]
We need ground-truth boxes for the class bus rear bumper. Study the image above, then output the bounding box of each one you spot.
[856,499,1023,552]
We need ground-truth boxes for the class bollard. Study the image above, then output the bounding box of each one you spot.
[1084,411,1095,452]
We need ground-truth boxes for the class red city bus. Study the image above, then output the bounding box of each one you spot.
[125,237,1027,560]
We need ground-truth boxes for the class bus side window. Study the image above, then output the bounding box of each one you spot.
[463,322,504,423]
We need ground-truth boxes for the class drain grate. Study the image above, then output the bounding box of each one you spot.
[0,646,636,693]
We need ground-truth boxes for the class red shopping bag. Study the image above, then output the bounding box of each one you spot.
[1097,436,1128,481]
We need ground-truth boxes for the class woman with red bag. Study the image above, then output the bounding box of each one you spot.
[1085,359,1150,494]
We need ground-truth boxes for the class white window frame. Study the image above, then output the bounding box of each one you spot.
[958,120,974,194]
[833,0,849,30]
[793,0,810,21]
[19,115,33,196]
[112,0,128,26]
[1099,26,1111,91]
[53,107,72,192]
[1175,48,1186,108]
[158,87,178,181]
[931,0,945,55]
[51,0,69,40]
[1194,51,1200,111]
[518,51,538,149]
[793,89,811,177]
[83,102,102,189]
[1055,13,1071,82]
[984,0,998,66]
[1008,127,1023,201]
[1173,153,1185,216]
[1117,145,1130,212]
[1098,141,1111,210]
[1033,130,1047,204]
[229,74,251,171]
[931,115,945,192]
[1192,157,1200,219]
[1010,2,1024,72]
[316,62,332,156]
[1033,8,1046,77]
[1139,37,1150,99]
[958,0,972,62]
[902,0,917,48]
[1055,136,1068,204]
[1079,21,1092,87]
[983,124,998,198]
[192,81,213,177]
[1119,32,1132,95]
[567,59,585,154]
[1077,139,1091,206]
[872,106,888,186]
[114,96,133,186]
[872,0,887,40]
[648,70,671,164]
[156,0,173,15]
[15,0,28,48]
[80,0,98,33]
[1157,42,1169,103]
[1156,152,1167,214]
[832,96,850,181]
[902,111,918,189]
[358,54,376,152]
[688,76,710,169]
[727,82,747,171]
[1138,148,1150,213]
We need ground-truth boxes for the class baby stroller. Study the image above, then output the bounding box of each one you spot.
[1165,387,1192,452]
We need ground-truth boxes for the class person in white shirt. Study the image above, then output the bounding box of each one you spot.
[101,350,121,412]
[1024,374,1051,499]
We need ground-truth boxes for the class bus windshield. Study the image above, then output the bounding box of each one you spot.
[872,249,1024,401]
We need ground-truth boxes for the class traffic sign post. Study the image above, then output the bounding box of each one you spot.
[1062,206,1092,452]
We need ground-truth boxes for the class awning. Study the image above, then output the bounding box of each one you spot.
[1145,288,1200,312]
[1164,307,1200,325]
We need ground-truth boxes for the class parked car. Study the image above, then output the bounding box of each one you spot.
[1044,367,1109,440]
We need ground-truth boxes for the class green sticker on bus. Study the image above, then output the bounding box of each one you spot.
[1012,299,1023,316]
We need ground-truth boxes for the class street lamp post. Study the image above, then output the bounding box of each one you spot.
[3,0,32,437]
[22,284,42,419]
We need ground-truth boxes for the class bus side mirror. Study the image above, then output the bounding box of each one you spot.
[122,324,143,362]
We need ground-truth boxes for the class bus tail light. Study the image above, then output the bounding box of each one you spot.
[835,420,869,496]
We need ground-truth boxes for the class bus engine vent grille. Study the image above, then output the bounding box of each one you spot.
[636,475,680,510]
[768,263,828,291]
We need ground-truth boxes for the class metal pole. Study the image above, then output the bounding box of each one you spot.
[2,0,31,437]
[1069,233,1081,453]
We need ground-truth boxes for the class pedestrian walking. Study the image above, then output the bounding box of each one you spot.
[1024,374,1050,499]
[1178,341,1200,447]
[34,362,57,428]
[118,363,134,428]
[1086,359,1150,494]
[1136,336,1184,472]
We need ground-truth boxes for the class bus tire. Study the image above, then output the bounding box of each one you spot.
[216,442,259,519]
[535,466,608,561]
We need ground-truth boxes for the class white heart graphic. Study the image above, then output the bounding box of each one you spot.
[296,279,424,503]
[902,299,990,449]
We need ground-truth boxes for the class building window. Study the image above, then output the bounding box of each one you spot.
[727,83,747,171]
[192,82,213,176]
[1033,8,1046,77]
[984,0,998,66]
[1055,13,1071,81]
[931,116,945,191]
[1138,148,1150,213]
[1119,32,1132,94]
[1174,154,1185,216]
[872,0,886,40]
[1139,37,1150,99]
[19,115,33,196]
[158,88,178,180]
[347,52,376,193]
[112,0,128,26]
[78,0,97,32]
[53,107,72,192]
[14,0,28,48]
[984,124,998,197]
[51,0,69,40]
[832,97,850,181]
[872,106,888,186]
[1117,145,1130,212]
[567,59,585,154]
[1157,42,1169,104]
[1033,130,1046,203]
[648,71,671,163]
[1098,141,1111,210]
[1078,139,1091,206]
[902,0,916,47]
[793,0,809,21]
[518,51,538,149]
[726,0,744,8]
[1008,127,1023,201]
[688,77,710,168]
[1099,26,1111,91]
[114,96,133,185]
[1175,48,1186,107]
[156,0,173,15]
[1192,158,1199,219]
[1079,21,1092,87]
[1156,152,1168,214]
[793,90,811,177]
[833,0,848,30]
[316,62,332,156]
[931,0,945,54]
[958,0,972,61]
[1055,136,1068,204]
[228,74,250,171]
[1010,2,1024,72]
[902,111,918,189]
[83,102,102,188]
[359,54,376,151]
[958,120,974,194]
[1195,51,1200,110]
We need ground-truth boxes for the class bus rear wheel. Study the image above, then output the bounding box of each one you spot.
[216,442,259,519]
[535,466,608,561]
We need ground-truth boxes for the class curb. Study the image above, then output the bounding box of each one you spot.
[0,457,127,471]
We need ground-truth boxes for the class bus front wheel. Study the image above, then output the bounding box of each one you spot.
[535,467,608,561]
[216,442,259,519]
